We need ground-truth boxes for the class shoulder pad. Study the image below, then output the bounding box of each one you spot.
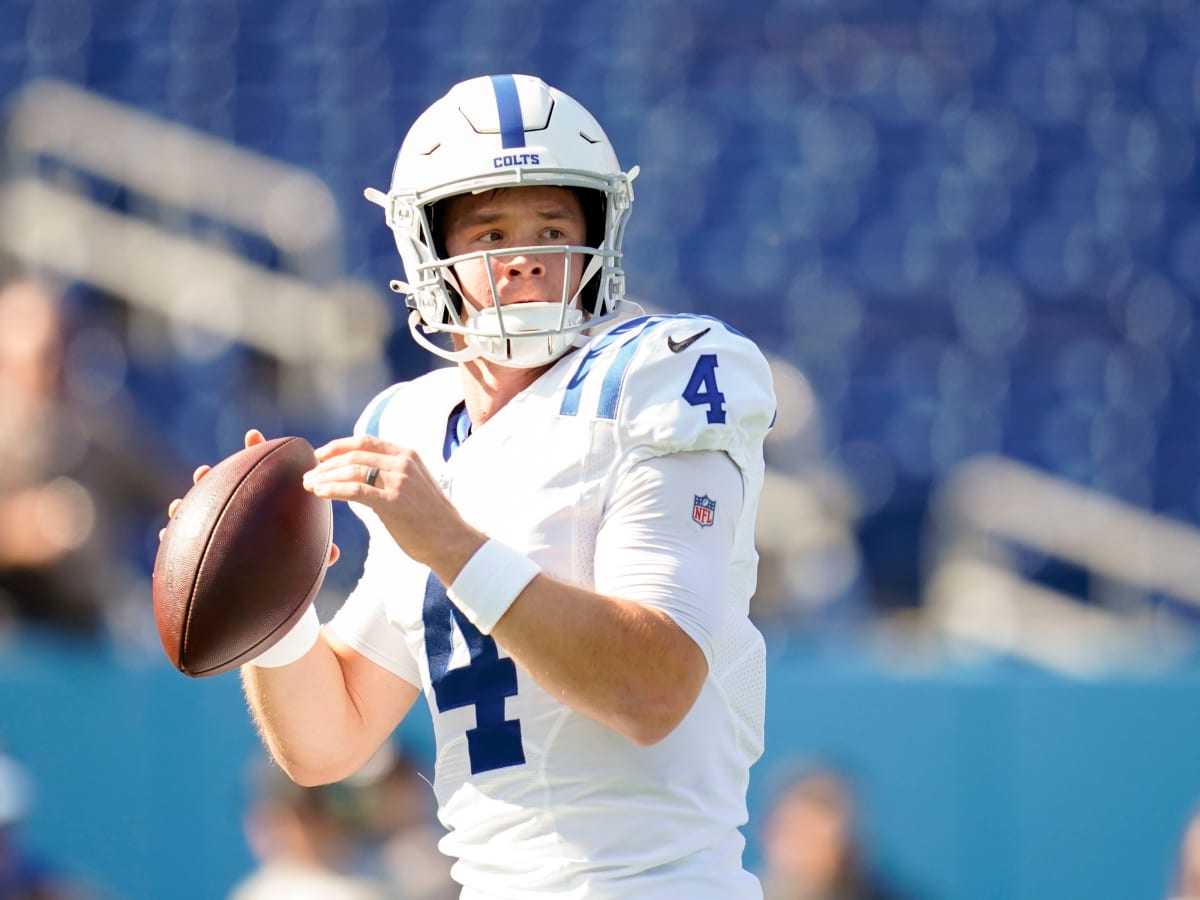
[558,315,775,463]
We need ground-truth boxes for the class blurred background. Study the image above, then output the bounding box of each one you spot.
[0,0,1199,897]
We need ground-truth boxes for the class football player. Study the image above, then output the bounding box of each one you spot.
[239,74,777,898]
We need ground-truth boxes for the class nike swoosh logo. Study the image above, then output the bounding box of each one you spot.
[667,327,711,353]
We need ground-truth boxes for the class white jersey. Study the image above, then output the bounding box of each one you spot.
[329,314,775,899]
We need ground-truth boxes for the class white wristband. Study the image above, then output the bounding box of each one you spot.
[248,605,320,668]
[448,539,540,635]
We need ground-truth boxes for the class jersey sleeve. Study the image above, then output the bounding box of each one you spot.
[593,450,744,665]
[609,316,776,473]
[563,315,773,645]
[326,550,423,687]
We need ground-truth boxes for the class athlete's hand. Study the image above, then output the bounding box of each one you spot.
[304,434,485,581]
[159,429,340,567]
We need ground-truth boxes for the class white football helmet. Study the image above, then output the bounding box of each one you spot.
[366,74,639,368]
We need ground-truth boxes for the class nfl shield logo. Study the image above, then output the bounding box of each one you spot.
[692,495,716,527]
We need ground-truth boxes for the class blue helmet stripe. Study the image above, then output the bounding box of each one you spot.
[490,74,525,149]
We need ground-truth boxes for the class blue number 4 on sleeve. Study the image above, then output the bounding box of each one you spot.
[682,354,727,424]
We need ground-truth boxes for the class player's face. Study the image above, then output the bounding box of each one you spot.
[440,186,588,313]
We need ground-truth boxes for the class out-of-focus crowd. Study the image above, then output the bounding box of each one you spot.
[0,272,180,645]
[0,737,458,900]
[8,730,1200,900]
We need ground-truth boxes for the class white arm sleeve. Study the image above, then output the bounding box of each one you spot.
[326,518,423,688]
[593,450,743,666]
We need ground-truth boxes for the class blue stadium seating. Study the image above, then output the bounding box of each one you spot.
[0,0,1197,611]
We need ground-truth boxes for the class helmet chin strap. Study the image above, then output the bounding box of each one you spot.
[405,304,586,368]
[406,309,482,363]
[464,302,585,368]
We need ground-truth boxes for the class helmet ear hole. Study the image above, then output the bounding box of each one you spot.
[423,200,461,323]
[427,200,449,259]
[571,187,607,314]
[441,265,465,324]
[572,188,606,250]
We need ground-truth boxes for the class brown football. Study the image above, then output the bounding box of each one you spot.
[152,436,332,677]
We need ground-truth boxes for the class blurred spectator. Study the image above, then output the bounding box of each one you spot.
[0,747,96,899]
[351,747,456,900]
[1169,805,1200,899]
[759,764,917,900]
[0,276,180,640]
[231,744,456,900]
[229,762,386,900]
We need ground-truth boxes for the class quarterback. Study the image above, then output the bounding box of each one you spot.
[235,75,776,898]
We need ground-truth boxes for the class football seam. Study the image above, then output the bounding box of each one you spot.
[179,437,299,672]
[190,497,331,676]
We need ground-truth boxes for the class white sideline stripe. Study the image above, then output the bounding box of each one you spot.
[936,455,1200,608]
[7,79,343,279]
[0,177,388,367]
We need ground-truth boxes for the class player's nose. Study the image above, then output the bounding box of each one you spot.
[501,253,546,279]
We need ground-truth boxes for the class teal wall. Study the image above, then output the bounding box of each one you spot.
[749,640,1200,899]
[4,632,1200,899]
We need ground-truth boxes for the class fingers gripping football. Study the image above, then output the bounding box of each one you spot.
[305,435,477,569]
[159,430,340,567]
